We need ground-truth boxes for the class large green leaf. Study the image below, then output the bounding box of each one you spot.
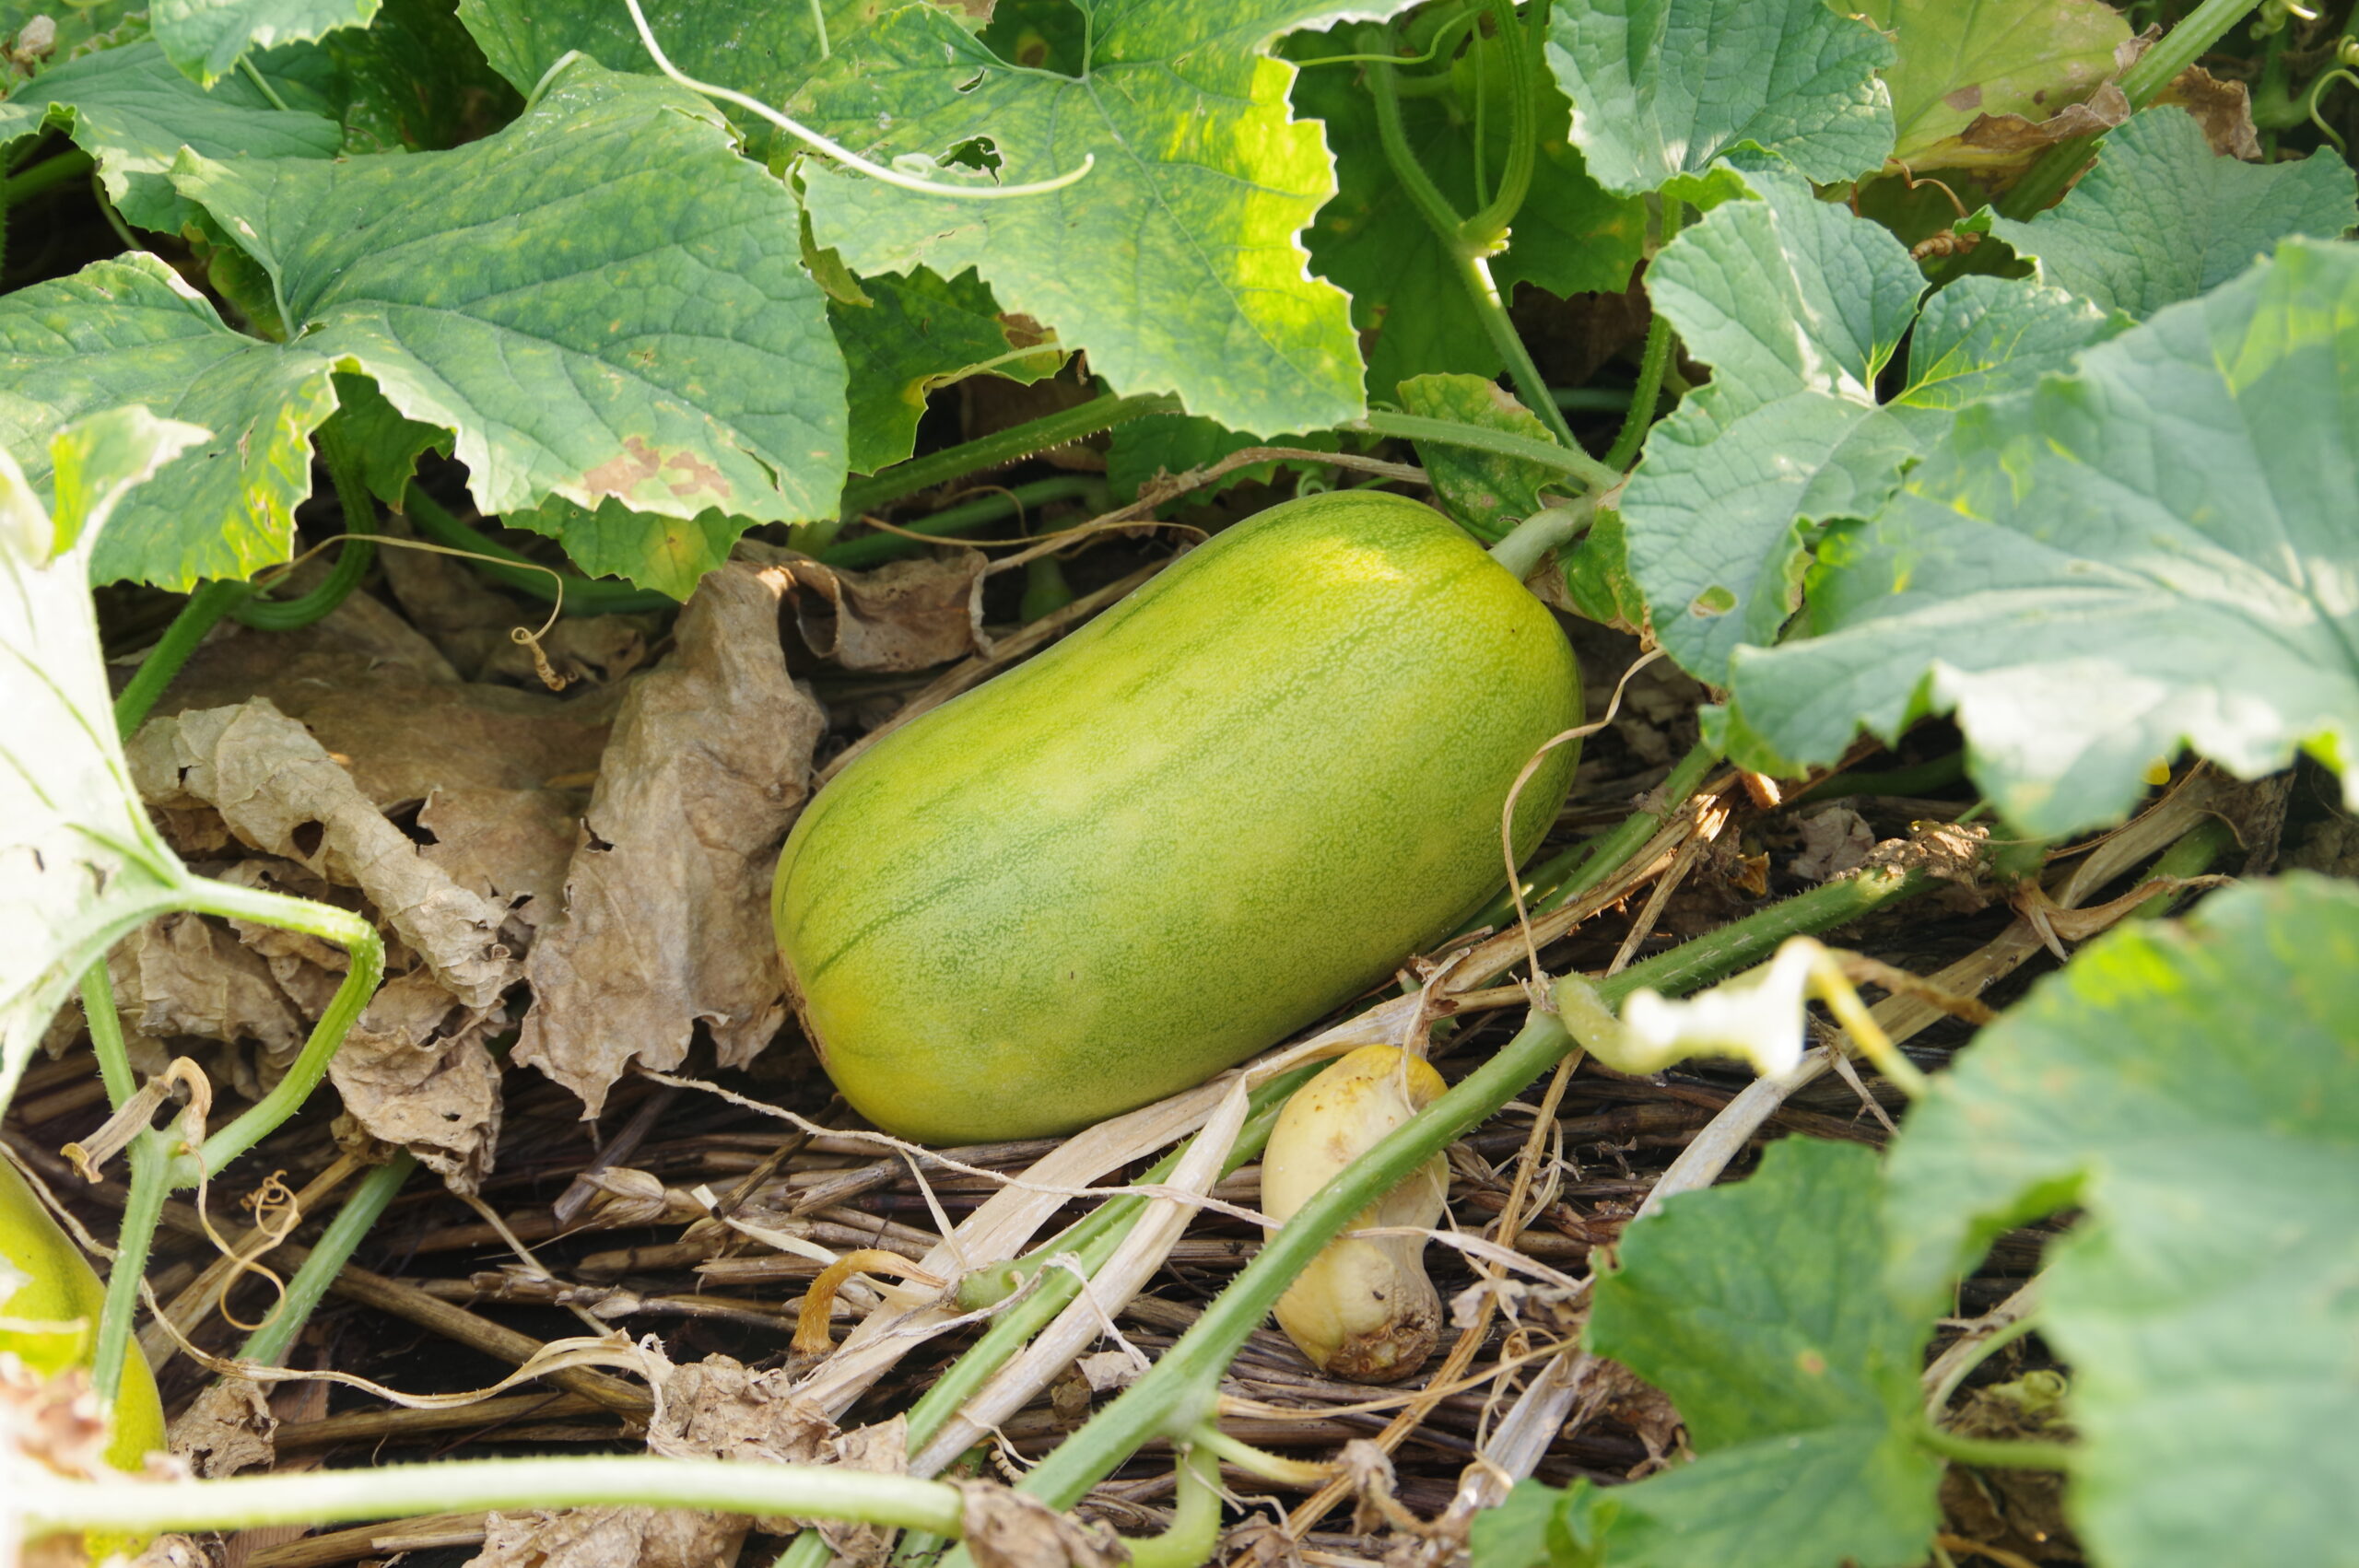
[151,0,380,85]
[1545,0,1895,197]
[1580,1138,1942,1568]
[0,407,205,1107]
[1722,237,2359,836]
[1885,875,2359,1568]
[1989,107,2357,321]
[1288,24,1644,401]
[0,63,844,590]
[1623,166,2111,680]
[453,0,886,166]
[796,0,1402,435]
[1855,0,2129,171]
[0,37,341,230]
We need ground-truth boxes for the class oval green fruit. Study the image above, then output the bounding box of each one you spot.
[0,1153,167,1471]
[773,491,1580,1143]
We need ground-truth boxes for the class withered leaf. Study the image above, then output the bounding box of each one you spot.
[327,968,505,1189]
[127,701,520,1009]
[767,547,990,673]
[106,912,310,1064]
[472,1504,747,1568]
[956,1483,1129,1568]
[515,562,826,1117]
[168,1377,276,1479]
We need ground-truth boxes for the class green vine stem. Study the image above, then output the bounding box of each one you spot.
[1458,0,1548,249]
[1925,1313,2044,1412]
[1364,24,1580,451]
[1358,411,1620,491]
[1121,1444,1222,1568]
[1603,202,1684,472]
[171,878,384,1185]
[231,418,381,632]
[238,1153,417,1368]
[1795,751,1966,803]
[88,1128,170,1410]
[993,865,1930,1524]
[1486,502,1590,581]
[401,487,679,614]
[111,580,250,737]
[839,392,1180,517]
[1916,1422,2075,1473]
[821,475,1107,570]
[1999,0,2265,219]
[19,1457,969,1541]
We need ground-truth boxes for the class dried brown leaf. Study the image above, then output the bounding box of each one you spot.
[2152,64,2261,159]
[746,544,990,673]
[813,1417,910,1565]
[472,1505,746,1568]
[167,1377,276,1479]
[327,969,504,1188]
[417,788,583,943]
[105,913,310,1065]
[1791,807,1874,883]
[515,563,826,1117]
[956,1483,1130,1568]
[127,701,520,1009]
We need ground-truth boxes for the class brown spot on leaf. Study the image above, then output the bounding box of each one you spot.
[1943,85,1983,111]
[580,436,662,500]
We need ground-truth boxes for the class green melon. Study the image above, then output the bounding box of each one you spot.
[773,491,1580,1143]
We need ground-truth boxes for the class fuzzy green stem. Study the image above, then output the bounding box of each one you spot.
[171,880,383,1184]
[1926,1313,2043,1412]
[2130,816,2238,919]
[112,580,252,737]
[79,965,137,1111]
[1121,1445,1222,1568]
[1359,411,1618,491]
[839,392,1180,517]
[1796,751,1966,803]
[1486,502,1590,581]
[88,1127,170,1410]
[1604,200,1684,472]
[1,146,96,208]
[402,487,678,614]
[1999,0,2264,219]
[1458,0,1541,247]
[20,1457,968,1539]
[820,475,1105,571]
[1916,1423,2075,1473]
[238,1152,417,1368]
[232,419,379,631]
[998,864,1929,1519]
[1364,25,1579,450]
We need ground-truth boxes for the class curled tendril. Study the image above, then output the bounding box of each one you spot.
[622,0,1093,200]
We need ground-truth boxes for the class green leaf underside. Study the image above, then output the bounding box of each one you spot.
[797,0,1392,436]
[1398,374,1562,542]
[1990,107,2359,322]
[834,265,1062,477]
[150,0,381,85]
[500,494,737,601]
[1885,875,2359,1568]
[0,64,844,590]
[0,38,342,231]
[1546,0,1895,197]
[452,0,893,167]
[1723,236,2359,836]
[253,0,524,154]
[1288,26,1644,401]
[1856,0,2130,171]
[1622,166,2113,681]
[0,409,205,1106]
[1586,1138,1941,1567]
[1103,414,1333,507]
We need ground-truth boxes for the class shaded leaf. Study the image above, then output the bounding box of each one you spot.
[0,406,205,1106]
[1289,24,1644,400]
[251,0,522,153]
[1722,237,2359,835]
[1,2,147,65]
[0,63,843,590]
[0,37,341,230]
[1398,373,1561,542]
[1582,1138,1941,1567]
[1989,106,2357,321]
[1103,412,1333,505]
[1856,0,2130,172]
[1546,0,1895,197]
[1623,165,2112,681]
[1885,874,2359,1568]
[798,0,1398,435]
[834,266,1063,477]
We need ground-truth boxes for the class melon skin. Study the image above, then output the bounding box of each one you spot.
[773,490,1581,1144]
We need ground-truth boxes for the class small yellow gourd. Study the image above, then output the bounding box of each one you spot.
[1262,1046,1449,1384]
